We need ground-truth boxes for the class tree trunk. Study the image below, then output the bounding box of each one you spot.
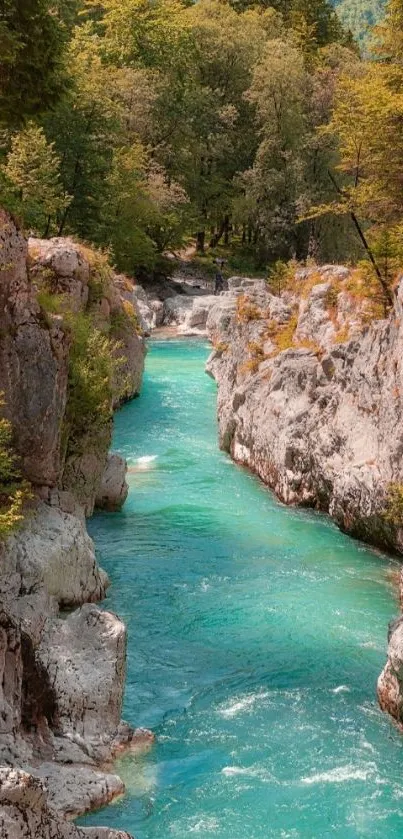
[327,170,393,308]
[43,216,51,238]
[210,220,225,248]
[223,215,230,246]
[196,230,205,253]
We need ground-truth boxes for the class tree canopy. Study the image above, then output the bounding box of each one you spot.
[0,0,401,299]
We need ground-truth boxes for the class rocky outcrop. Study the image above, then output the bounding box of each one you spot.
[95,454,128,512]
[27,235,145,515]
[0,212,70,487]
[126,265,216,336]
[206,270,403,553]
[0,769,132,839]
[3,502,108,608]
[163,294,217,335]
[0,214,149,837]
[206,269,403,731]
[378,617,403,728]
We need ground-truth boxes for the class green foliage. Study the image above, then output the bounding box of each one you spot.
[110,300,142,336]
[0,0,67,126]
[267,260,294,294]
[0,397,30,539]
[1,0,400,287]
[63,314,117,451]
[383,483,403,528]
[1,123,70,235]
[36,290,64,315]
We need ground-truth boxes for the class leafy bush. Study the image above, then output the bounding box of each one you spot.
[110,300,142,336]
[36,290,64,314]
[0,397,31,538]
[63,314,119,453]
[236,294,263,323]
[383,483,403,528]
[267,260,294,295]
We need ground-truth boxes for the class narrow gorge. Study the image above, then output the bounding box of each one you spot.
[3,212,403,837]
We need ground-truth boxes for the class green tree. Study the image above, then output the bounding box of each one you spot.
[0,0,67,126]
[2,123,70,235]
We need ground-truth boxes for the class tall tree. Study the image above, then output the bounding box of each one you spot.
[0,0,67,126]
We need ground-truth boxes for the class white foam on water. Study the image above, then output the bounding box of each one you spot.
[301,764,376,785]
[360,735,376,754]
[170,817,219,835]
[222,766,250,777]
[188,818,219,833]
[221,765,272,782]
[331,685,350,694]
[217,691,270,719]
[129,455,158,472]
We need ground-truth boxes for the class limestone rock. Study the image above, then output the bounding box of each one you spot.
[0,216,145,835]
[37,605,126,761]
[0,212,70,487]
[205,273,403,731]
[34,764,125,819]
[95,454,128,511]
[3,502,108,608]
[0,769,134,839]
[163,293,217,335]
[29,237,90,312]
[61,424,113,518]
[378,617,403,726]
[25,233,145,510]
[206,275,403,555]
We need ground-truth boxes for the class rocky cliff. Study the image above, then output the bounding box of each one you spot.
[203,270,403,730]
[0,211,147,838]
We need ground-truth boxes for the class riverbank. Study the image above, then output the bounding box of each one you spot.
[200,272,403,729]
[0,213,148,839]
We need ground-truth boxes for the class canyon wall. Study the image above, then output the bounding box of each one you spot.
[0,211,147,838]
[204,271,403,730]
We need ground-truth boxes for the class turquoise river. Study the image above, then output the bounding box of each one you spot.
[80,339,403,838]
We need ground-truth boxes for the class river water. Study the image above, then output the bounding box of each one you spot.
[80,339,403,838]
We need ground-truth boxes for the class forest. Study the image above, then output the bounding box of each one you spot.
[0,0,401,300]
